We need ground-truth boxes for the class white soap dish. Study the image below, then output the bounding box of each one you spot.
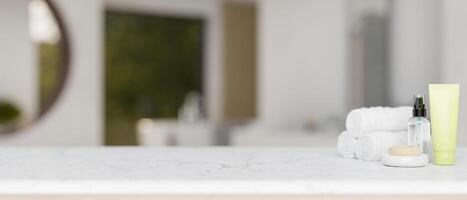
[381,153,429,167]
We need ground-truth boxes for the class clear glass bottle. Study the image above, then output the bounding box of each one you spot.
[408,95,432,157]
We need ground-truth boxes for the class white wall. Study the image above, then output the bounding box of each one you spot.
[257,0,347,129]
[0,0,37,125]
[390,0,467,145]
[440,0,467,145]
[390,0,440,106]
[0,0,103,145]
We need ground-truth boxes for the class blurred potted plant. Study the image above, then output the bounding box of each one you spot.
[0,100,21,133]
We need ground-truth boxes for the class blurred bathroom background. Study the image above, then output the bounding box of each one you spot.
[0,0,465,146]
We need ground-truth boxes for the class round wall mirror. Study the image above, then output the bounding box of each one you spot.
[0,0,70,133]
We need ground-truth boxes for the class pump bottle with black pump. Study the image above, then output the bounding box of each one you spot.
[408,95,432,158]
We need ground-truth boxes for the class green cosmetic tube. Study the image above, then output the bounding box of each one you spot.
[429,84,460,165]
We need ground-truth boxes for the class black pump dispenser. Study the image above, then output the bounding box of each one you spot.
[413,95,426,117]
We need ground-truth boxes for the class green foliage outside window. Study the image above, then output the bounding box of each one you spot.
[105,11,203,145]
[0,101,20,125]
[39,43,59,113]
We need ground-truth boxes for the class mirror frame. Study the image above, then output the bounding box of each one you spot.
[38,0,70,117]
[3,0,72,134]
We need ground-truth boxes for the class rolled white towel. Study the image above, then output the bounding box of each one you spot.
[346,106,412,132]
[344,130,361,137]
[356,131,407,161]
[337,131,358,159]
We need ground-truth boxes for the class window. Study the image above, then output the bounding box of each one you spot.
[105,11,204,145]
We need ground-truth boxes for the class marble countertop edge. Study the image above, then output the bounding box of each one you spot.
[0,179,465,195]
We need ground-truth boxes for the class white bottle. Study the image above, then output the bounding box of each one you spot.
[408,95,432,158]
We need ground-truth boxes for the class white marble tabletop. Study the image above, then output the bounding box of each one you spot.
[0,147,466,195]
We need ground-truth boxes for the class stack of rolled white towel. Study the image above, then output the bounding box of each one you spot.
[338,107,412,161]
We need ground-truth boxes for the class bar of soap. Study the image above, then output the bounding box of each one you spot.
[389,145,422,156]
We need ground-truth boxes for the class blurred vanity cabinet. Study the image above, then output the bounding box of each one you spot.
[137,119,216,146]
